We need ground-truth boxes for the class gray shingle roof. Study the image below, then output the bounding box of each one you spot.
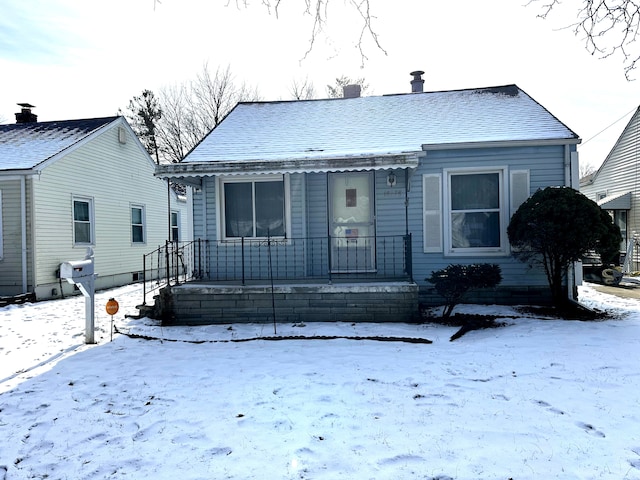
[183,85,579,164]
[0,117,119,171]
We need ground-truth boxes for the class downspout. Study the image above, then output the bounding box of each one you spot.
[167,178,171,241]
[565,145,580,300]
[21,175,27,293]
[404,168,409,235]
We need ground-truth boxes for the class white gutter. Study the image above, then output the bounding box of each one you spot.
[423,137,581,151]
[570,151,579,189]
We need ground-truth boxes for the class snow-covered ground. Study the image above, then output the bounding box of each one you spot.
[1,283,639,479]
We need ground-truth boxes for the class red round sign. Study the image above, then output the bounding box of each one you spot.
[106,298,119,315]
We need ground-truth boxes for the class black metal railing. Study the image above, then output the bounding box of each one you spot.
[141,234,412,304]
[207,234,413,284]
[142,239,208,305]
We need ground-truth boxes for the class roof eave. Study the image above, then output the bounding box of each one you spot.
[156,152,423,179]
[422,138,581,151]
[0,169,37,178]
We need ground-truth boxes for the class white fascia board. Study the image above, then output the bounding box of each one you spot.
[422,138,581,151]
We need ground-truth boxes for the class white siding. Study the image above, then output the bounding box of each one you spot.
[31,121,171,297]
[581,108,640,263]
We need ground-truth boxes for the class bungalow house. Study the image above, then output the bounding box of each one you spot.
[580,105,640,272]
[0,106,192,301]
[155,75,580,325]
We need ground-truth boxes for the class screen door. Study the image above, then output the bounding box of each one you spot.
[328,172,375,272]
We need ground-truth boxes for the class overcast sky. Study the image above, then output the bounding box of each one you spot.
[1,0,638,170]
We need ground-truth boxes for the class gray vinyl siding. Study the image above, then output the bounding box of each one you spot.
[0,179,31,295]
[375,169,409,237]
[305,173,328,238]
[408,145,567,289]
[195,144,568,290]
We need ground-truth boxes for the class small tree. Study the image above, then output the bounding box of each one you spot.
[121,90,162,164]
[428,264,502,318]
[507,186,622,306]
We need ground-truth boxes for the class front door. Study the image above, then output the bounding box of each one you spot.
[328,172,375,272]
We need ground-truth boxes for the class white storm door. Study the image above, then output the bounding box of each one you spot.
[328,172,376,272]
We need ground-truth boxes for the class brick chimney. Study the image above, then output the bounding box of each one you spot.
[342,84,361,98]
[15,103,37,123]
[410,71,425,93]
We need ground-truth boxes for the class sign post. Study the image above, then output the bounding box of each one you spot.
[105,298,119,342]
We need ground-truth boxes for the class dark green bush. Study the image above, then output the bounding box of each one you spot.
[427,264,502,318]
[507,186,622,306]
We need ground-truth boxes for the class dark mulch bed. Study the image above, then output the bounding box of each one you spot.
[514,303,612,321]
[418,307,506,341]
[419,301,612,341]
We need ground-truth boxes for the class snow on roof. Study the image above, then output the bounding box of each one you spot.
[183,85,579,164]
[597,191,632,210]
[0,117,119,171]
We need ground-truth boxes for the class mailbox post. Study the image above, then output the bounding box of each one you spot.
[60,248,96,344]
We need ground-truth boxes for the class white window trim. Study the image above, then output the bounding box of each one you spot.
[73,196,95,246]
[171,210,180,242]
[443,166,509,257]
[131,204,146,244]
[216,174,291,243]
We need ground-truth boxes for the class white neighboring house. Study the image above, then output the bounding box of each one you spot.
[580,105,640,270]
[0,109,192,300]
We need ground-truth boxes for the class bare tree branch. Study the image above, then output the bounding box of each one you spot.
[156,84,193,163]
[226,0,386,66]
[289,76,317,99]
[150,64,261,163]
[528,0,640,79]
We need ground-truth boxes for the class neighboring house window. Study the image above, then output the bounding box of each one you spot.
[131,205,146,244]
[596,191,607,201]
[73,197,94,245]
[424,167,521,256]
[219,175,289,240]
[171,211,180,242]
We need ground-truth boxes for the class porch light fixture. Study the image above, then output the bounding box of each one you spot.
[387,171,397,187]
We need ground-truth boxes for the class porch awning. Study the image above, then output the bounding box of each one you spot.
[156,152,423,181]
[597,191,632,210]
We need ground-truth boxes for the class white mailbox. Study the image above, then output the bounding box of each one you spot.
[60,258,94,280]
[60,248,96,344]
